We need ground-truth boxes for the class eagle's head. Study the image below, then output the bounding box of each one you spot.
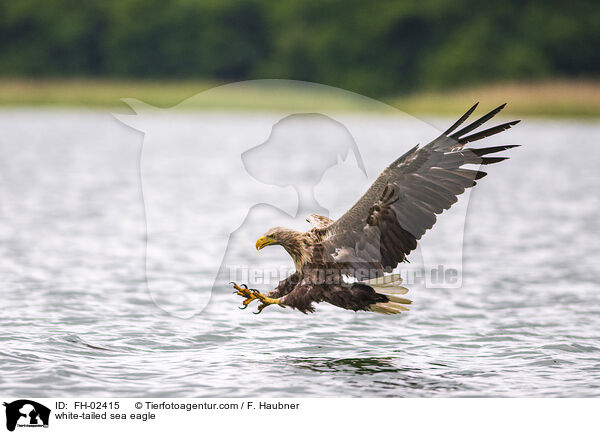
[256,227,301,250]
[256,227,310,270]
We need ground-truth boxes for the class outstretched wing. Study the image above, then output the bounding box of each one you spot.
[320,103,520,279]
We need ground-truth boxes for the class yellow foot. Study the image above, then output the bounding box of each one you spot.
[231,282,259,309]
[231,282,285,314]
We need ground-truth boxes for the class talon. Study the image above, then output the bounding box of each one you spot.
[230,282,244,291]
[231,282,282,313]
[232,281,260,309]
[253,294,284,314]
[253,300,269,315]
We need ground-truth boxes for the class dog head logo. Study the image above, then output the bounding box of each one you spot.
[3,400,50,431]
[114,79,469,318]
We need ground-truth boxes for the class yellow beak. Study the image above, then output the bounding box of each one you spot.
[256,236,276,251]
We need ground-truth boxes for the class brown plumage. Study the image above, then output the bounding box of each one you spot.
[244,103,520,314]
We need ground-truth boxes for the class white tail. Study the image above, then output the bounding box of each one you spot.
[364,274,411,315]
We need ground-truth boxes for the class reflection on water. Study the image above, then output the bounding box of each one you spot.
[287,357,464,395]
[291,357,405,374]
[0,110,599,397]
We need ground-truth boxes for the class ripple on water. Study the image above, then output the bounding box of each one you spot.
[1,113,600,396]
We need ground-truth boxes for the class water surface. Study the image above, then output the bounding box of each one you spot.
[1,110,599,397]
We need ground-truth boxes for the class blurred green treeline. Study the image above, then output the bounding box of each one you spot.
[0,0,597,97]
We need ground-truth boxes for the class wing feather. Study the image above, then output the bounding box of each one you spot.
[318,104,520,279]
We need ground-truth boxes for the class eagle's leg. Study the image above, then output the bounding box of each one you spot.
[253,291,285,315]
[231,282,284,314]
